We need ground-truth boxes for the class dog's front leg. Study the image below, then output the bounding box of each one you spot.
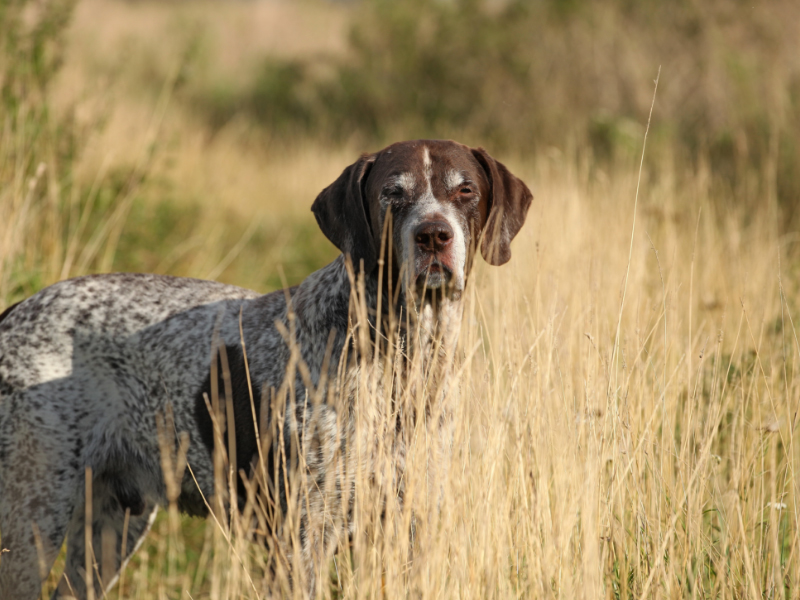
[277,402,350,598]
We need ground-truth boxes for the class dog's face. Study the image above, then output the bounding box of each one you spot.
[365,141,486,295]
[312,139,532,298]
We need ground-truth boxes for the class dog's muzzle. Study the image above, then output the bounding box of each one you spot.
[413,220,455,290]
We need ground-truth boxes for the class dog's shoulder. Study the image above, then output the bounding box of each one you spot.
[0,273,262,389]
[1,272,259,330]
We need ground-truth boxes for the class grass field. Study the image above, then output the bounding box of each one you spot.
[2,0,800,598]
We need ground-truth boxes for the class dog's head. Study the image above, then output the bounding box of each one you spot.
[312,140,532,298]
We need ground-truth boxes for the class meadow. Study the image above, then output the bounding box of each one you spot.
[1,0,800,598]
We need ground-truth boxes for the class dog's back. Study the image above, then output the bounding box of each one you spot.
[0,273,262,598]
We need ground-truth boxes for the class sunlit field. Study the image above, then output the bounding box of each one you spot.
[2,1,800,598]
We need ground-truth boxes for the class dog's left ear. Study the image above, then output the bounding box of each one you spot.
[312,153,378,274]
[471,147,533,266]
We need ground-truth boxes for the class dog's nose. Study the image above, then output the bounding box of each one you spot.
[415,221,453,252]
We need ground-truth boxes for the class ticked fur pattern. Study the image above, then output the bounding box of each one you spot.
[0,139,532,598]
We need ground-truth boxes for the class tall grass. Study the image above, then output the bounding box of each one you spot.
[0,0,75,301]
[31,148,800,598]
[0,0,348,306]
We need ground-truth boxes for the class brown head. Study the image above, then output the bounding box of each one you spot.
[311,139,532,297]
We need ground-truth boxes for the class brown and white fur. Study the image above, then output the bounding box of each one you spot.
[0,139,532,598]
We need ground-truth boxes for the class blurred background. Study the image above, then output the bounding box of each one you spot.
[2,0,799,302]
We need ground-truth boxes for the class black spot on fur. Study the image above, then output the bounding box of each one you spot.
[194,344,277,508]
[177,484,209,517]
[0,301,21,325]
[115,480,145,516]
[99,471,145,516]
[73,436,84,463]
[0,374,12,398]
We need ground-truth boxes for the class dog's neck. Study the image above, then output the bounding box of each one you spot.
[289,255,463,388]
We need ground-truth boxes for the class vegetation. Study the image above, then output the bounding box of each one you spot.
[196,0,800,225]
[1,0,799,598]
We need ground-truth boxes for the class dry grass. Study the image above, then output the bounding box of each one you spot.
[0,0,358,298]
[55,0,357,222]
[2,1,800,598]
[27,148,800,598]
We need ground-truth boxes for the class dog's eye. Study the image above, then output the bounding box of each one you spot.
[458,186,476,198]
[384,187,404,198]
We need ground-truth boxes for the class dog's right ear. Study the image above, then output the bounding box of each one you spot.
[312,154,378,274]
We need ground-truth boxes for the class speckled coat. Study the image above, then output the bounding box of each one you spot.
[0,139,532,599]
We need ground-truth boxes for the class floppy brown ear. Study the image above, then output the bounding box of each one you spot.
[471,147,533,266]
[311,154,378,274]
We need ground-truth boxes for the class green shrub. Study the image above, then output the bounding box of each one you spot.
[193,0,800,227]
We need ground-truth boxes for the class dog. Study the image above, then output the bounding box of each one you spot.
[0,139,532,598]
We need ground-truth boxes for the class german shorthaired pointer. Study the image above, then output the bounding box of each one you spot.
[0,139,531,598]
